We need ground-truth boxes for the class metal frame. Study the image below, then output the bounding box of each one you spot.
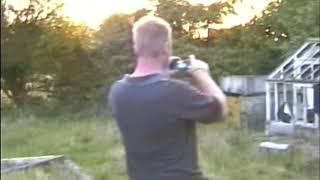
[1,155,91,180]
[265,38,320,135]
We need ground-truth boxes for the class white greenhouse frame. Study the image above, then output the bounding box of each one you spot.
[265,38,320,135]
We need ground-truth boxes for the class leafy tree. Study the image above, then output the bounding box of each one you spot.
[132,8,151,21]
[258,0,319,48]
[1,0,99,106]
[94,14,134,82]
[154,0,234,39]
[38,23,100,103]
[213,0,320,75]
[172,0,319,76]
[1,0,63,105]
[2,0,318,110]
[1,0,7,65]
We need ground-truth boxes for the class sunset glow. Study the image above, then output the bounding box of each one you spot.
[216,0,279,29]
[62,0,154,29]
[6,0,279,30]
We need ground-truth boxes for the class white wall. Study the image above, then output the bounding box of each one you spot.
[219,75,268,96]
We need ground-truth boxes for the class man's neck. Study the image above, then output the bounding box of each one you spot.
[131,57,167,77]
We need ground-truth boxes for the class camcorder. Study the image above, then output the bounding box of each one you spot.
[168,55,201,79]
[126,54,198,75]
[169,55,195,72]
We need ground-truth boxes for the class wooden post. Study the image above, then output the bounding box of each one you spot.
[292,85,298,125]
[266,83,271,122]
[283,83,287,103]
[303,87,308,125]
[315,113,319,128]
[274,83,279,121]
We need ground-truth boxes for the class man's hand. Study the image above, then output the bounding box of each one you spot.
[187,57,228,121]
[187,55,209,73]
[168,55,228,121]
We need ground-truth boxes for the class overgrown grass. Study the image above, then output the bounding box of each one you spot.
[1,102,319,180]
[1,113,125,180]
[198,125,319,180]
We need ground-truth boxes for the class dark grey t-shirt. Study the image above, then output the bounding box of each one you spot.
[108,73,218,180]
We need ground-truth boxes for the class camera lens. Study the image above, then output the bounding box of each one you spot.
[177,60,188,69]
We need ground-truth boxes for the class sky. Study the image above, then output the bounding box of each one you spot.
[5,0,279,30]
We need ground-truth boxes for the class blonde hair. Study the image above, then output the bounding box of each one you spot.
[132,16,172,58]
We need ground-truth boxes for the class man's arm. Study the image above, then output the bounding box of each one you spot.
[189,70,228,121]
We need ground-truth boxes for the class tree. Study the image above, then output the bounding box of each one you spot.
[154,0,233,39]
[2,0,318,109]
[1,0,63,105]
[39,23,100,103]
[1,0,99,106]
[132,8,151,21]
[94,14,134,82]
[257,0,319,48]
[173,0,319,76]
[1,0,7,63]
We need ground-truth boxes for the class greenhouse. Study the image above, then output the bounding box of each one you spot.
[265,38,320,136]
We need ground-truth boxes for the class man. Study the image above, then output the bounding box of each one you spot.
[108,16,228,180]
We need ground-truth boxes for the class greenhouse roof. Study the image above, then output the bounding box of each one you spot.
[268,38,320,84]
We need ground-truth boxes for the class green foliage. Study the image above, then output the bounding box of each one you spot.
[154,0,233,36]
[37,24,102,103]
[1,0,319,109]
[93,14,134,90]
[1,1,319,179]
[261,0,319,45]
[171,0,319,76]
[1,0,62,105]
[1,0,102,106]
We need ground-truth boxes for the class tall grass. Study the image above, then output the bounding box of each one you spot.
[1,105,319,180]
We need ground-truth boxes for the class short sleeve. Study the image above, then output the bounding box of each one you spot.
[107,82,119,117]
[168,80,220,124]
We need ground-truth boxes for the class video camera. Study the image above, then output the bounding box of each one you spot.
[169,55,195,72]
[126,54,200,75]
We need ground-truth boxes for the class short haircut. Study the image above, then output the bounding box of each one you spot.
[132,16,172,58]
